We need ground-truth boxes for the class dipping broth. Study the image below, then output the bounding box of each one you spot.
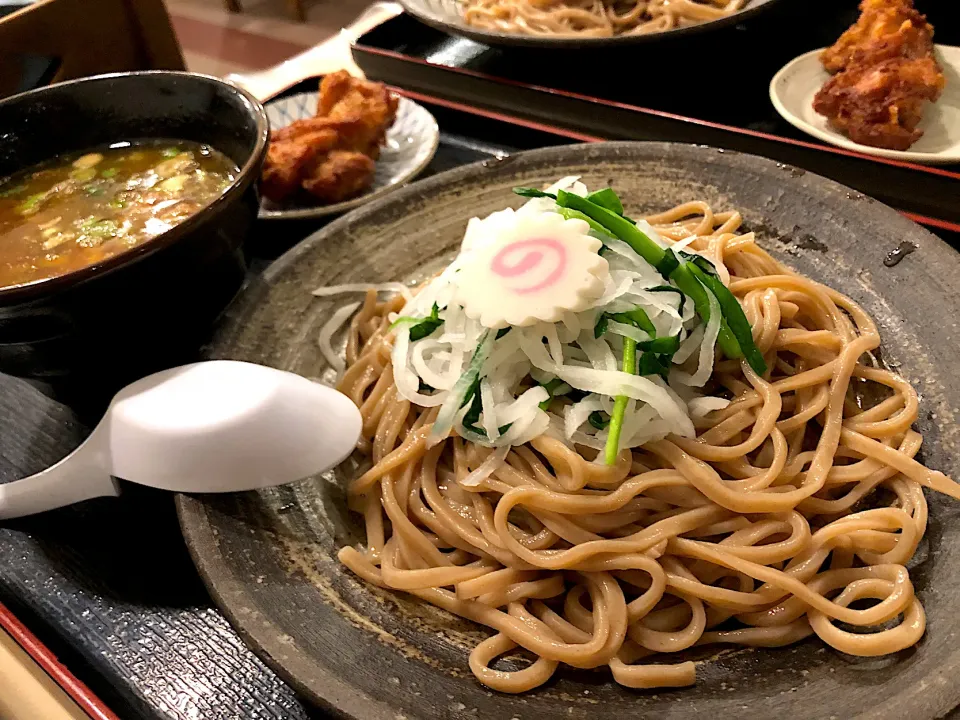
[0,140,238,289]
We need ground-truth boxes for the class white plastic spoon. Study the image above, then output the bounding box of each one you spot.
[0,361,362,520]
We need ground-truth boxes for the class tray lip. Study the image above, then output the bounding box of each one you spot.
[0,600,120,720]
[178,140,960,720]
[394,85,960,235]
[394,86,605,143]
[353,43,960,181]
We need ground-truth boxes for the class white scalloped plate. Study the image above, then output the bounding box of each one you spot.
[770,45,960,164]
[259,92,440,220]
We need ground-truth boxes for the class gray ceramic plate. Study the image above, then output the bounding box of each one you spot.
[260,92,439,220]
[177,142,960,720]
[400,0,782,48]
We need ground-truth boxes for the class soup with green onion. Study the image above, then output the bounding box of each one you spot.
[0,140,238,289]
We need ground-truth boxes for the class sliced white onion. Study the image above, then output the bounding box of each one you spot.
[635,220,669,249]
[497,407,550,447]
[578,333,618,372]
[619,402,656,446]
[606,320,653,344]
[460,445,510,488]
[557,365,694,438]
[603,237,647,268]
[569,430,607,451]
[497,386,549,426]
[412,340,459,391]
[317,301,360,374]
[650,310,683,340]
[593,273,636,308]
[632,288,683,320]
[670,235,699,254]
[392,326,447,407]
[564,394,604,439]
[541,322,564,365]
[675,289,721,388]
[689,396,731,418]
[673,323,705,365]
[558,312,582,342]
[544,175,584,194]
[428,330,497,446]
[480,378,500,441]
[312,282,412,302]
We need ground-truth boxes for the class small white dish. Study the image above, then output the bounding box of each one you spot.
[770,45,960,164]
[259,91,440,220]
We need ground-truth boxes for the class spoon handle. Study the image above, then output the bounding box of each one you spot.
[0,432,120,520]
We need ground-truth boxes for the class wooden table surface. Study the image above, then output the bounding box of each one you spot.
[0,628,88,720]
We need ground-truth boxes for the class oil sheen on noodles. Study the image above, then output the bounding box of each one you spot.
[460,0,748,37]
[336,201,957,693]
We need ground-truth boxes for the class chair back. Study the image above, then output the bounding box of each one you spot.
[0,0,185,100]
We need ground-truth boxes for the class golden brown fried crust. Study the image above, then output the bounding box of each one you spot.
[821,0,934,73]
[814,56,944,150]
[260,128,337,202]
[814,0,943,151]
[258,71,398,204]
[301,151,377,204]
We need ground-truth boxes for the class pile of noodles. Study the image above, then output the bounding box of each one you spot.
[333,200,959,692]
[460,0,747,37]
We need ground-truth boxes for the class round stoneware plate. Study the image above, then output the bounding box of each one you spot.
[179,142,960,720]
[770,45,960,164]
[400,0,782,49]
[259,91,439,220]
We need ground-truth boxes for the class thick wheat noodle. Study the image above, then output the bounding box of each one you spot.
[334,201,958,693]
[459,0,747,37]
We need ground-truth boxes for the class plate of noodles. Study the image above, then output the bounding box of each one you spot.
[398,0,783,47]
[179,142,960,719]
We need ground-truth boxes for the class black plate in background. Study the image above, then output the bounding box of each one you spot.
[399,0,783,49]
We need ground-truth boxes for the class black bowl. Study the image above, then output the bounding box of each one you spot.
[0,71,269,381]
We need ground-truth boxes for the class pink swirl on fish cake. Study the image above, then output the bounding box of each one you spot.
[490,238,567,295]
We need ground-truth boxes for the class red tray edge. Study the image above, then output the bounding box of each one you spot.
[0,601,120,720]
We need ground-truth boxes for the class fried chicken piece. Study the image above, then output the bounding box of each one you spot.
[814,0,944,150]
[821,0,934,74]
[260,127,338,202]
[301,150,376,203]
[814,55,944,150]
[315,71,399,161]
[258,71,398,204]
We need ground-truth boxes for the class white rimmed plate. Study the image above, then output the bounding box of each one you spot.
[259,92,440,220]
[770,45,960,164]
